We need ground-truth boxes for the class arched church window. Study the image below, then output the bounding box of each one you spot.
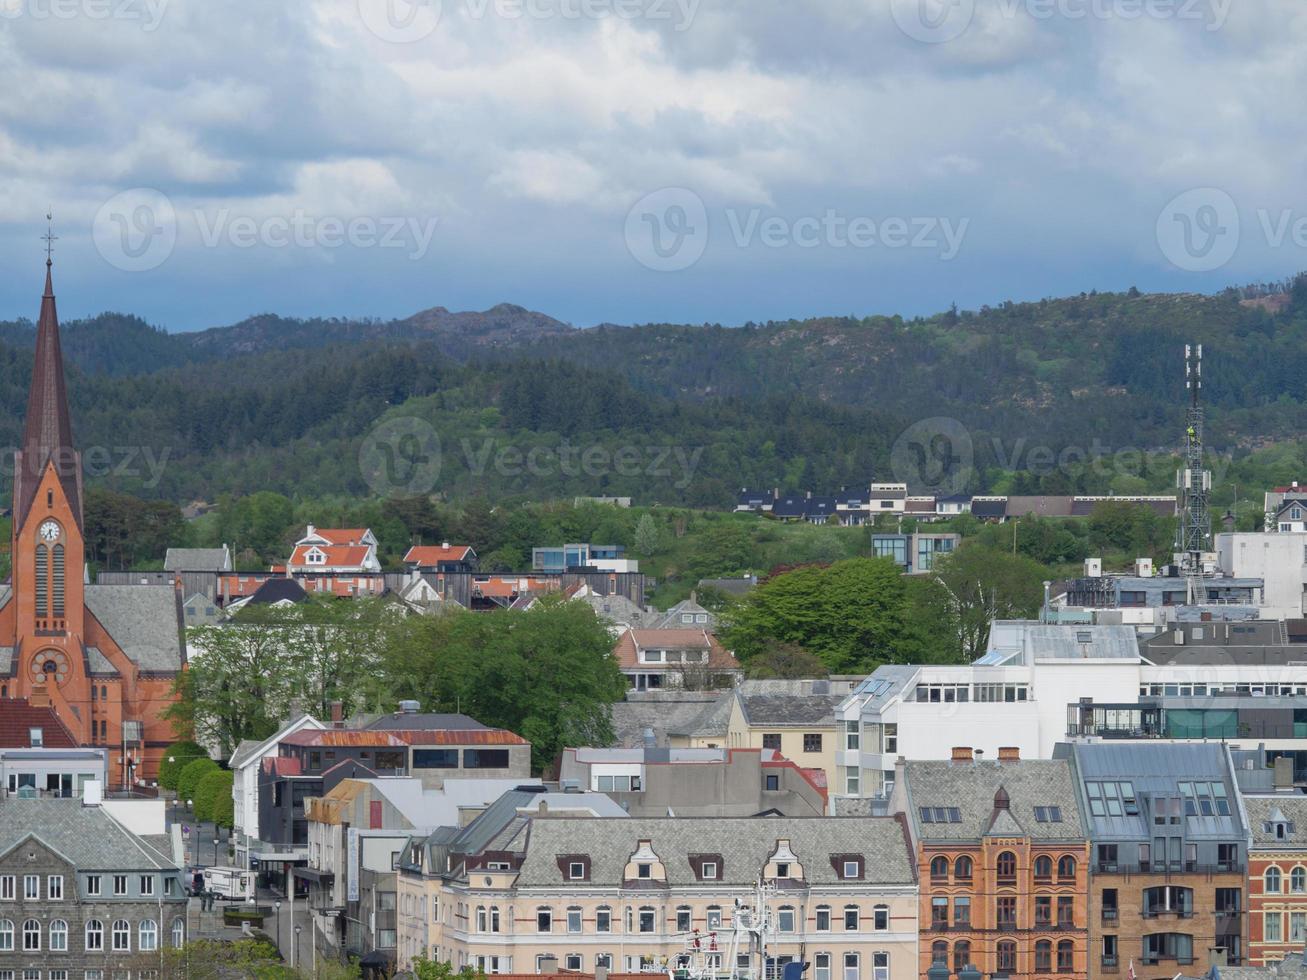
[34,545,48,618]
[52,544,64,618]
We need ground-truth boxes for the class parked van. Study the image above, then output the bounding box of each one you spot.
[202,866,255,901]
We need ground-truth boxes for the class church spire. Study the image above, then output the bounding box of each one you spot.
[16,224,82,530]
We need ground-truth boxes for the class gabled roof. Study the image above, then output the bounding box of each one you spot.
[164,547,231,572]
[969,497,1008,518]
[404,544,475,565]
[806,496,837,518]
[229,713,323,770]
[246,578,308,606]
[904,757,1085,841]
[0,797,179,871]
[1245,796,1307,848]
[290,544,371,567]
[84,585,185,673]
[613,629,740,673]
[0,697,78,749]
[515,816,914,887]
[770,496,808,517]
[305,528,371,546]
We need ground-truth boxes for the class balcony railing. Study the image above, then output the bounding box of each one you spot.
[1101,909,1119,924]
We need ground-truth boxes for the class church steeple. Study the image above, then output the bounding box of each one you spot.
[15,239,82,530]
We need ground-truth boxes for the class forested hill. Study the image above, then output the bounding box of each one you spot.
[0,279,1304,507]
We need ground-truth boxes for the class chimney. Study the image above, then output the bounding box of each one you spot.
[1275,757,1295,789]
[29,685,50,709]
[539,954,559,975]
[1208,947,1228,969]
[596,966,610,980]
[330,701,344,726]
[998,746,1020,763]
[643,727,656,749]
[442,541,450,549]
[951,746,974,763]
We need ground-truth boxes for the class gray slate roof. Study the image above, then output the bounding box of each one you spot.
[365,712,487,731]
[85,647,119,676]
[164,547,231,572]
[738,692,843,726]
[904,758,1086,841]
[611,694,726,746]
[0,797,178,871]
[516,816,915,887]
[85,585,185,673]
[1244,796,1307,848]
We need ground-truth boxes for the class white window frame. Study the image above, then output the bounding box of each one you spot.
[47,876,63,901]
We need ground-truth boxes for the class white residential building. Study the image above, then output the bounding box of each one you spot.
[230,712,325,870]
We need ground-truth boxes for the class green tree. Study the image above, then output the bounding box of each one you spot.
[170,606,302,758]
[194,769,234,827]
[632,513,664,556]
[724,558,914,673]
[743,642,828,679]
[177,757,220,805]
[927,544,1048,660]
[158,741,207,790]
[381,599,626,770]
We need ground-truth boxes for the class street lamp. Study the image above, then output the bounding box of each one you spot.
[274,901,282,955]
[294,924,302,968]
[213,837,220,867]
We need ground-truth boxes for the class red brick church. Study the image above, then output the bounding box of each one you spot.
[0,257,185,786]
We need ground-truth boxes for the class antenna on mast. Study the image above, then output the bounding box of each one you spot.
[1176,343,1212,603]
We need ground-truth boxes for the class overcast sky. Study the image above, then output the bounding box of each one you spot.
[0,0,1304,330]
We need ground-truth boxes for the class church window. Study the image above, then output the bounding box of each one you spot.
[52,544,64,617]
[34,545,48,618]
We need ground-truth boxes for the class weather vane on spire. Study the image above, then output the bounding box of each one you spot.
[42,211,57,266]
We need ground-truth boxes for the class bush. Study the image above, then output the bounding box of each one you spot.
[158,741,207,790]
[193,773,232,825]
[177,757,220,806]
[195,770,234,827]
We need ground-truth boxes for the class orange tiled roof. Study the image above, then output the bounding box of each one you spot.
[613,628,740,672]
[314,528,370,545]
[289,544,371,568]
[405,544,473,565]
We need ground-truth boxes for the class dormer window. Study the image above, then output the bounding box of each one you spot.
[637,863,652,879]
[28,728,42,748]
[842,860,862,880]
[775,863,790,879]
[703,862,718,879]
[569,862,586,880]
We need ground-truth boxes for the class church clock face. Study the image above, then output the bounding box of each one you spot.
[31,650,70,685]
[38,520,60,543]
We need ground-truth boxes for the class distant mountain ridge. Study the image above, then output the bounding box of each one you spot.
[0,279,1304,506]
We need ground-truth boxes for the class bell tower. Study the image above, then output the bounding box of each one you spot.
[10,241,89,737]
